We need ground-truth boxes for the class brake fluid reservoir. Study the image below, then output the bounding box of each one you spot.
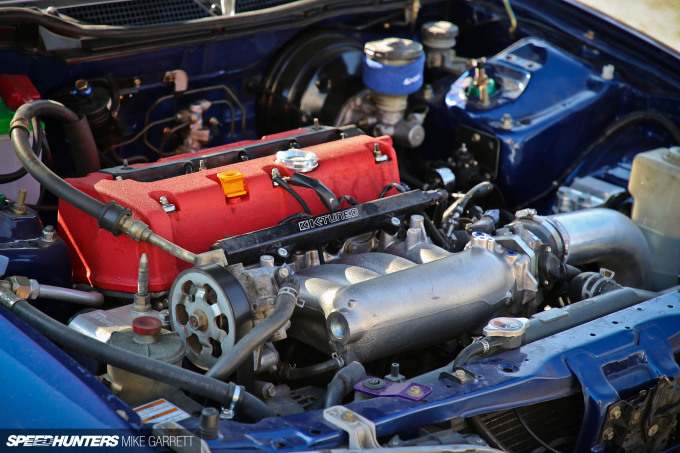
[628,147,680,290]
[107,316,184,406]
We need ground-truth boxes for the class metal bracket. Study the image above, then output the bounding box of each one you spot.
[567,325,680,451]
[323,406,381,450]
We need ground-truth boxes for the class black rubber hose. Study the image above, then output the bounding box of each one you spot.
[442,181,494,222]
[568,272,623,302]
[324,361,366,408]
[452,339,500,368]
[0,117,43,184]
[422,213,447,248]
[2,297,273,421]
[284,357,343,380]
[518,111,680,209]
[10,100,130,234]
[206,277,300,381]
[62,115,101,176]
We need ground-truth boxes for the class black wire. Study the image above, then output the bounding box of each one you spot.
[514,409,563,453]
[338,195,358,206]
[517,111,680,209]
[279,212,312,225]
[379,183,407,198]
[273,176,311,215]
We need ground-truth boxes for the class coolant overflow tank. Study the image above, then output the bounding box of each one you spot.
[629,146,680,290]
[107,316,185,406]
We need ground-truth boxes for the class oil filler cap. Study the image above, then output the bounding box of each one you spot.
[132,316,162,336]
[217,170,248,198]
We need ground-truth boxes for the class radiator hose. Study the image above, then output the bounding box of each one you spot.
[0,288,274,421]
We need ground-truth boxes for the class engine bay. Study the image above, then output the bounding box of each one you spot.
[1,0,680,451]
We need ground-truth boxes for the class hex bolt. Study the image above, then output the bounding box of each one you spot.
[390,217,401,227]
[200,407,220,440]
[259,255,275,268]
[602,427,614,441]
[41,225,57,243]
[648,424,659,437]
[454,370,466,379]
[632,411,641,423]
[12,188,27,215]
[278,267,290,279]
[608,406,621,420]
[406,385,423,398]
[313,118,320,130]
[278,248,289,258]
[261,383,277,399]
[340,410,356,422]
[500,113,513,130]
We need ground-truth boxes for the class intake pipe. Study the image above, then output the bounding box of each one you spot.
[292,233,523,363]
[552,208,651,289]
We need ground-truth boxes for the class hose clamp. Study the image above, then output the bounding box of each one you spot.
[9,117,31,134]
[278,286,299,299]
[221,385,242,420]
[0,288,22,309]
[479,338,491,354]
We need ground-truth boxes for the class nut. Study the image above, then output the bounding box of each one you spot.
[8,276,39,300]
[608,406,621,420]
[41,225,57,243]
[602,427,614,441]
[340,410,356,422]
[189,309,209,331]
[406,385,423,398]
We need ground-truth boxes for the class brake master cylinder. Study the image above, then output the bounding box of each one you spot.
[106,316,184,405]
[362,37,426,147]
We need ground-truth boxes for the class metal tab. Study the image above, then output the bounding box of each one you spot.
[323,406,380,450]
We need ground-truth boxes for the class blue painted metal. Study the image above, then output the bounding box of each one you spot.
[0,306,141,430]
[179,291,680,451]
[439,37,627,206]
[0,205,71,288]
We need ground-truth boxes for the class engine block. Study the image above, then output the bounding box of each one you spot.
[58,127,400,293]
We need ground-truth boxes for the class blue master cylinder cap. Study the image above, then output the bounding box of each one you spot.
[363,38,425,96]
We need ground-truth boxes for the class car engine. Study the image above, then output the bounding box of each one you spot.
[1,0,680,451]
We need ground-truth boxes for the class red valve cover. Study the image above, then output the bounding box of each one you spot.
[58,128,400,293]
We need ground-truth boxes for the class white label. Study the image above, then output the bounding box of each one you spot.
[133,399,191,425]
